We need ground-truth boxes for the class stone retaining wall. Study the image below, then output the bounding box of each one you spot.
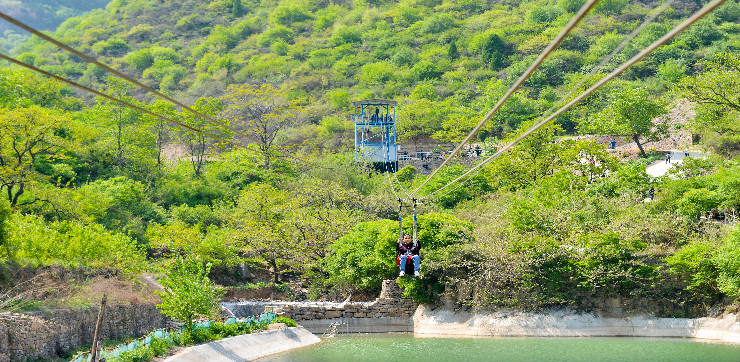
[0,304,168,362]
[277,280,418,331]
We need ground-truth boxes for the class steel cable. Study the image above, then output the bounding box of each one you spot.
[409,0,600,198]
[418,0,727,201]
[418,0,674,201]
[0,11,265,146]
[0,52,231,143]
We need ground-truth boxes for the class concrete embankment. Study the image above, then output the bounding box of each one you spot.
[414,305,740,343]
[161,327,320,362]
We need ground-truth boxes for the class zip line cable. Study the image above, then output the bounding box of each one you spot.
[2,50,345,185]
[541,0,674,121]
[0,52,231,143]
[418,0,727,201]
[386,167,403,201]
[417,0,673,201]
[393,170,412,200]
[409,0,600,198]
[0,11,265,146]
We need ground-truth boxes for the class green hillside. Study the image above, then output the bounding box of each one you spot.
[13,0,740,144]
[0,0,110,51]
[1,0,740,325]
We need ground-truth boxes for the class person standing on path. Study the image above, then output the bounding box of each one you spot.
[666,152,671,164]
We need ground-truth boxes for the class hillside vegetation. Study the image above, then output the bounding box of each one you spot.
[12,0,740,145]
[0,0,110,51]
[0,0,739,318]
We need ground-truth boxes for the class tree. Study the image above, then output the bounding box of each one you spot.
[91,77,145,169]
[677,53,740,118]
[0,106,75,206]
[324,213,473,293]
[448,42,459,59]
[232,0,244,17]
[179,97,225,177]
[284,179,366,272]
[0,68,74,109]
[0,198,10,257]
[221,84,301,170]
[479,34,512,71]
[230,183,300,283]
[156,252,224,330]
[713,228,740,297]
[144,100,176,179]
[581,87,666,157]
[676,53,740,154]
[485,123,616,192]
[398,99,442,152]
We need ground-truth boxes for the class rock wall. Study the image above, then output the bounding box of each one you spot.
[0,304,168,362]
[277,280,418,333]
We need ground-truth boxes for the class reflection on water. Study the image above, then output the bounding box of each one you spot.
[257,334,740,362]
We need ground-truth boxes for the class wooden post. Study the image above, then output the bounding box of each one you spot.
[90,294,107,362]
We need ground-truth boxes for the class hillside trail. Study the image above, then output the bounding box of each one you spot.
[646,149,705,177]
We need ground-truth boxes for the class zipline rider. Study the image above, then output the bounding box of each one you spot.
[397,234,421,277]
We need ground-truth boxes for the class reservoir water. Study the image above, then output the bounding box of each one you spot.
[257,334,740,362]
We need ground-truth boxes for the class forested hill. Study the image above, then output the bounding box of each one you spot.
[12,0,740,142]
[3,0,740,322]
[0,0,110,51]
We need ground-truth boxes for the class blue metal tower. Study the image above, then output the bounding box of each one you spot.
[353,99,398,172]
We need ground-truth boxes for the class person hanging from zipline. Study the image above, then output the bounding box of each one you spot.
[396,198,421,277]
[397,234,421,277]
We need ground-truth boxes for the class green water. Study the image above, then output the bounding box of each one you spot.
[258,334,740,362]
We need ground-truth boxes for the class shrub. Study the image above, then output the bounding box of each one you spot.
[208,321,255,338]
[274,316,298,327]
[666,239,720,298]
[148,336,172,356]
[6,215,145,273]
[0,199,10,259]
[713,228,740,297]
[92,38,129,57]
[111,346,153,362]
[125,49,154,72]
[156,253,224,330]
[258,25,294,47]
[677,188,721,221]
[180,325,214,345]
[330,26,361,46]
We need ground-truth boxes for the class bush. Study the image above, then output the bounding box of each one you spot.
[677,188,721,221]
[666,239,720,298]
[0,199,10,259]
[713,228,740,297]
[6,214,145,273]
[274,316,298,327]
[148,336,172,356]
[156,253,224,329]
[111,346,154,362]
[180,326,214,345]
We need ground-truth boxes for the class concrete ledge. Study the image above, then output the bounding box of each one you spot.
[299,317,414,334]
[414,305,740,343]
[161,327,320,362]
